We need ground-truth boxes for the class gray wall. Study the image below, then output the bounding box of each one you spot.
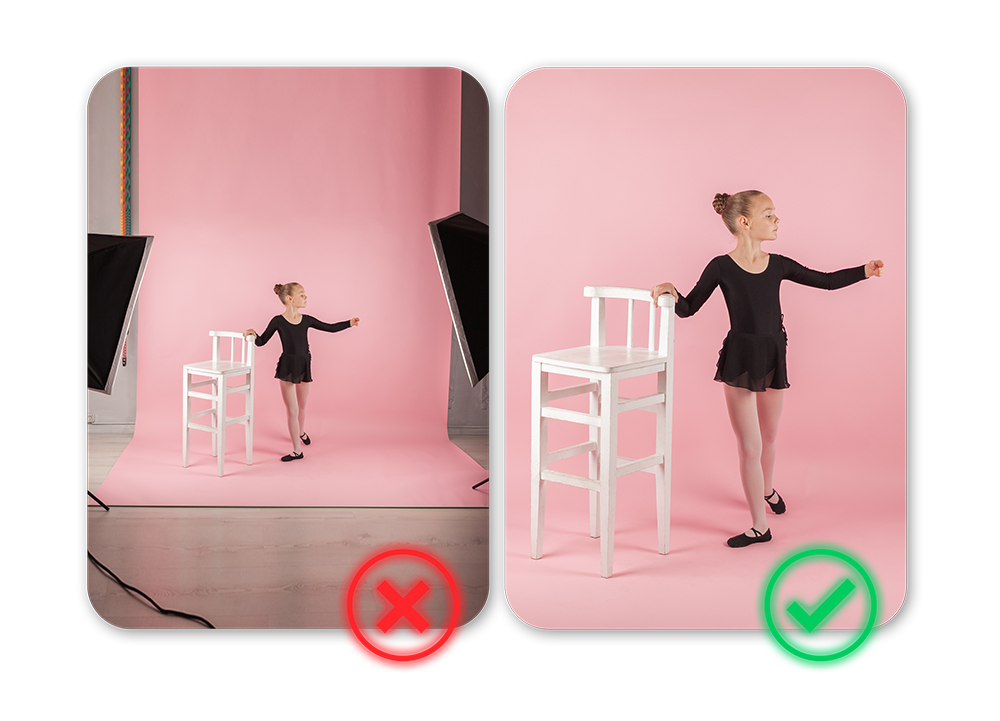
[87,69,139,426]
[447,72,489,435]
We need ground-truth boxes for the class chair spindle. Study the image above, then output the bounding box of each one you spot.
[626,299,635,348]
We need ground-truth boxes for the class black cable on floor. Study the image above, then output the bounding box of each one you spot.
[88,551,216,629]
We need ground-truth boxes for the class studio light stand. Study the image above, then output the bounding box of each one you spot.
[88,491,110,511]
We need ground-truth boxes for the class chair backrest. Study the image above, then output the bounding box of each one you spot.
[583,286,675,356]
[210,330,255,367]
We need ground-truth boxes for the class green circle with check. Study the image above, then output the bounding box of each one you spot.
[763,548,876,645]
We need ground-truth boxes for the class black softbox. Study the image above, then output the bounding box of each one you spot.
[428,212,488,387]
[88,233,153,394]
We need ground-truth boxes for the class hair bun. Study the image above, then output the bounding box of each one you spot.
[273,284,284,296]
[712,193,730,215]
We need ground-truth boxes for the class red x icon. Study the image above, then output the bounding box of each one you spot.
[377,580,430,633]
[344,548,459,643]
[344,548,463,673]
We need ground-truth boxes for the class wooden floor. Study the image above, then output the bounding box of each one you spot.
[87,429,489,629]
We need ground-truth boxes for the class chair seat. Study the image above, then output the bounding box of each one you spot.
[183,360,253,376]
[532,345,669,373]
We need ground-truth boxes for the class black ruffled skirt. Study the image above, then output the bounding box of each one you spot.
[715,330,789,392]
[275,353,312,384]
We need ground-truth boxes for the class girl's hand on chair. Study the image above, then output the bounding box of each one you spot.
[242,329,257,339]
[865,260,884,278]
[651,283,679,304]
[350,317,360,327]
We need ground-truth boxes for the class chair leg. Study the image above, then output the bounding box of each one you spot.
[245,371,253,466]
[656,369,671,555]
[244,420,252,466]
[182,369,190,468]
[530,362,547,560]
[599,374,618,578]
[589,383,600,538]
[217,380,227,477]
[210,378,218,458]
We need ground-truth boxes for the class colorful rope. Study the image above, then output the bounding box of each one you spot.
[119,67,132,236]
[120,68,132,367]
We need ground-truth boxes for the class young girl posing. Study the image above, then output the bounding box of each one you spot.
[244,282,359,462]
[651,191,883,547]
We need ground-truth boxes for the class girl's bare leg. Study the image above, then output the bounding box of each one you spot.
[296,382,310,438]
[723,384,768,534]
[756,388,785,498]
[279,381,302,453]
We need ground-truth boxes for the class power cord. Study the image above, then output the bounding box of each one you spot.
[88,551,216,629]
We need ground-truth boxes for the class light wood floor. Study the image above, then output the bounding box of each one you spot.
[87,429,489,629]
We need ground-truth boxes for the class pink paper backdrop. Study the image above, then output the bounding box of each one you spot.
[96,68,487,507]
[504,69,906,627]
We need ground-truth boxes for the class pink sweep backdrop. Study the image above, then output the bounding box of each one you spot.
[504,69,905,627]
[95,67,487,507]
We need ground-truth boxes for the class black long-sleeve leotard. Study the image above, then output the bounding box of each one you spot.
[254,314,351,383]
[675,254,866,391]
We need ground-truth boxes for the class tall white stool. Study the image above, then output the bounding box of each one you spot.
[182,331,255,477]
[530,287,675,578]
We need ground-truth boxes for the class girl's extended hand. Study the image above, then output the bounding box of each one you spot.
[865,260,885,278]
[651,282,679,305]
[242,328,257,340]
[350,317,360,327]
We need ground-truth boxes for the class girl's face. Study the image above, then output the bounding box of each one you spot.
[287,285,308,309]
[745,195,779,241]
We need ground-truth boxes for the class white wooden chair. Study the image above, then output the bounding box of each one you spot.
[530,287,675,578]
[182,331,255,477]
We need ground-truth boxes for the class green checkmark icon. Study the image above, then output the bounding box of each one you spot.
[786,578,857,633]
[761,547,881,674]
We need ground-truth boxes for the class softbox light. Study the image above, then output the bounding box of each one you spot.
[88,233,154,394]
[429,212,488,387]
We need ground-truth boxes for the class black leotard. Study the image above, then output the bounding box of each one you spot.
[675,254,866,391]
[254,314,351,384]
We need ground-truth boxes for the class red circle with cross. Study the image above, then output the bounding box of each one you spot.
[345,547,460,662]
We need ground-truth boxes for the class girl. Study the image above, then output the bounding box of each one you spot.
[651,191,883,547]
[244,282,359,462]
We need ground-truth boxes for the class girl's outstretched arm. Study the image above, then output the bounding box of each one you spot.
[781,255,874,289]
[306,316,353,333]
